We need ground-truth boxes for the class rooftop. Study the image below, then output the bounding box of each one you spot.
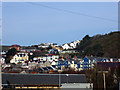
[2,73,87,85]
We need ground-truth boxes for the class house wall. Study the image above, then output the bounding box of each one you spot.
[33,55,59,62]
[62,44,70,50]
[70,61,74,69]
[60,50,77,54]
[10,53,29,64]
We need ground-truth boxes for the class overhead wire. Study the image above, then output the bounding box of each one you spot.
[26,2,118,23]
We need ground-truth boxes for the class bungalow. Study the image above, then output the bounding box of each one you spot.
[10,53,29,64]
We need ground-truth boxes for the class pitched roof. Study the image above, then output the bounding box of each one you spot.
[10,45,21,47]
[2,73,87,85]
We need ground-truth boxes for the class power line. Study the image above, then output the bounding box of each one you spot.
[26,2,118,23]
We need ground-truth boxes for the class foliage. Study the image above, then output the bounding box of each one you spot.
[76,31,120,58]
[85,66,119,89]
[5,48,18,63]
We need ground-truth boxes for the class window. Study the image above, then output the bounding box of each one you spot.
[21,59,24,61]
[19,58,21,62]
[22,54,24,57]
[15,58,17,62]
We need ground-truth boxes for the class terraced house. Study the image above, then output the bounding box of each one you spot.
[33,55,59,62]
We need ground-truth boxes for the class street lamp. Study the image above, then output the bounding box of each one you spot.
[66,74,69,83]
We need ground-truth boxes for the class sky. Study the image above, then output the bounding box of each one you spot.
[2,2,118,46]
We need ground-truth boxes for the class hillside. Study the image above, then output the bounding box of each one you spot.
[76,31,120,58]
[2,45,10,51]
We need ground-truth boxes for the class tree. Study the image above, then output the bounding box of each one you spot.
[76,35,91,57]
[5,48,17,63]
[76,31,120,57]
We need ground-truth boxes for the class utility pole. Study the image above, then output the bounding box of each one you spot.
[59,72,61,89]
[98,71,108,90]
[103,72,106,90]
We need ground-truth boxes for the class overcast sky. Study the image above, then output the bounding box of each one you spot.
[2,2,118,46]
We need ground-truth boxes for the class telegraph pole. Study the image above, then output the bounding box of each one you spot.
[103,72,106,90]
[59,72,61,88]
[98,71,108,90]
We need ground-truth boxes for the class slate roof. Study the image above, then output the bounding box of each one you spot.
[86,56,119,62]
[58,60,64,64]
[74,60,80,64]
[2,73,87,85]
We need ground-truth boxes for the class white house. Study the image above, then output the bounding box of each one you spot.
[33,55,59,62]
[38,43,58,48]
[62,44,71,50]
[62,40,80,50]
[51,60,58,66]
[10,53,29,64]
[34,56,47,61]
[47,55,59,62]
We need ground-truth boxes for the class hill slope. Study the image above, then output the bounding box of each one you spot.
[76,31,120,58]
